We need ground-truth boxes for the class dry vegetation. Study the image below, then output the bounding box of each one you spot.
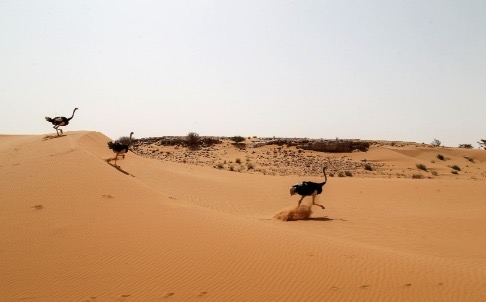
[132,135,486,179]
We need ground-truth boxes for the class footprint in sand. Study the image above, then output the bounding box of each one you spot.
[198,291,208,297]
[359,285,371,289]
[163,293,175,298]
[33,205,44,210]
[121,294,131,298]
[102,194,115,199]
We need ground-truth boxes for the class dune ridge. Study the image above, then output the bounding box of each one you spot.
[1,131,486,301]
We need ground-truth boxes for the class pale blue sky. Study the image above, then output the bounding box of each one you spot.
[1,0,485,147]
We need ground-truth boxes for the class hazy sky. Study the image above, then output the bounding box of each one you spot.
[1,0,485,147]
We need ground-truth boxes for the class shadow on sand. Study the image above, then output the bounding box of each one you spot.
[42,134,66,141]
[106,160,135,177]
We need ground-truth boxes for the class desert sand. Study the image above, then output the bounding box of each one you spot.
[1,131,486,301]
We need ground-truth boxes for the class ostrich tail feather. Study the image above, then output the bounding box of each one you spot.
[45,117,52,122]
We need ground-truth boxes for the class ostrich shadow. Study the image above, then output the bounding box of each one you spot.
[43,134,66,141]
[307,216,347,222]
[106,160,135,177]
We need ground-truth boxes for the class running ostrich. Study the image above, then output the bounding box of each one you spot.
[290,166,328,209]
[45,107,78,136]
[107,132,134,166]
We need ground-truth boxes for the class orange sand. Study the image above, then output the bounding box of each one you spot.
[1,131,486,301]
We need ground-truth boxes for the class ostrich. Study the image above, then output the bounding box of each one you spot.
[107,132,134,167]
[290,166,328,209]
[45,107,78,136]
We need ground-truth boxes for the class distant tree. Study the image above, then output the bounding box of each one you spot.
[186,132,200,148]
[478,139,486,150]
[458,144,473,149]
[431,139,441,147]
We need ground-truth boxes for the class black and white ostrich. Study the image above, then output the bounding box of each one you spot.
[45,107,78,136]
[107,132,134,166]
[290,166,328,209]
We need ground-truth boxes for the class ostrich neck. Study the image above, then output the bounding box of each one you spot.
[69,109,77,120]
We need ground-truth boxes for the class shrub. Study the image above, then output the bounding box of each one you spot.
[364,163,373,171]
[451,170,459,175]
[230,136,246,143]
[450,165,461,171]
[186,132,200,147]
[412,174,424,179]
[459,144,473,149]
[431,171,438,176]
[345,171,353,177]
[216,163,224,169]
[338,171,345,177]
[437,154,445,161]
[247,163,254,170]
[235,158,241,164]
[478,139,486,150]
[117,135,134,145]
[431,139,441,147]
[416,163,428,171]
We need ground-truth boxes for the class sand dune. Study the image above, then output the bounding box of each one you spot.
[1,131,485,301]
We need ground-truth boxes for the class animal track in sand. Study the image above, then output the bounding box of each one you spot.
[359,284,371,289]
[198,291,208,297]
[102,194,115,199]
[163,292,175,298]
[32,205,44,210]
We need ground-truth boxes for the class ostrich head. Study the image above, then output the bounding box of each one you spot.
[289,186,297,196]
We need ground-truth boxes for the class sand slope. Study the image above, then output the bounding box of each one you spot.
[1,131,485,301]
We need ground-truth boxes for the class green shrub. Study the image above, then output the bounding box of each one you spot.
[345,171,353,177]
[437,154,445,161]
[364,163,373,171]
[451,170,458,175]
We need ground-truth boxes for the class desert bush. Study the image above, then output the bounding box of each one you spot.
[247,163,254,170]
[235,158,241,164]
[431,171,438,176]
[478,139,486,150]
[451,170,459,175]
[412,174,424,179]
[186,132,200,147]
[450,165,461,171]
[117,135,134,145]
[364,163,373,171]
[431,139,441,147]
[338,171,345,177]
[230,136,246,143]
[345,171,353,177]
[437,154,445,161]
[459,144,473,149]
[229,165,235,171]
[416,163,428,171]
[216,163,224,169]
